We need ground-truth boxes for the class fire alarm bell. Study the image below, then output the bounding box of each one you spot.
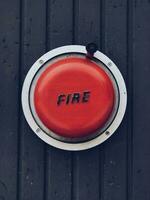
[22,44,127,151]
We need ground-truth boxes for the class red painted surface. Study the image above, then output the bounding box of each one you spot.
[34,57,115,138]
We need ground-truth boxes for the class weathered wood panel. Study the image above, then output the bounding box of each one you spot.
[132,1,150,200]
[18,0,46,199]
[0,0,150,199]
[103,0,128,199]
[0,0,20,199]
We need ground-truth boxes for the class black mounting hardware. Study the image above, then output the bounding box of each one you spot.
[86,43,98,58]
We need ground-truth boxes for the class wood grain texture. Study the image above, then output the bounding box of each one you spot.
[0,0,149,199]
[18,0,46,199]
[102,0,128,199]
[132,0,150,199]
[0,0,20,199]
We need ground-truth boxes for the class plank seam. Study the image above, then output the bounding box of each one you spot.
[17,0,24,199]
[99,0,105,199]
[126,0,133,199]
[44,0,50,199]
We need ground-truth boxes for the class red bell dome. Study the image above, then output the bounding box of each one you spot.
[34,57,115,138]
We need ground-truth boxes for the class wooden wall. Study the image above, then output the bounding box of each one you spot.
[0,0,150,199]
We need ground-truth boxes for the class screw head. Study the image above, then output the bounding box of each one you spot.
[39,60,44,64]
[36,128,41,133]
[108,62,112,67]
[105,131,110,135]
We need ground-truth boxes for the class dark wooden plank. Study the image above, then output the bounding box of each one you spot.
[0,0,20,199]
[73,1,101,200]
[75,0,100,45]
[45,0,73,200]
[132,1,150,199]
[72,147,100,200]
[46,148,72,200]
[126,0,133,199]
[48,0,73,48]
[18,0,46,199]
[102,0,128,199]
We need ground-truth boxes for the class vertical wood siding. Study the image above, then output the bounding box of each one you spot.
[0,0,150,199]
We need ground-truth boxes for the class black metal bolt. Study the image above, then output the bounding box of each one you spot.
[86,43,98,58]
